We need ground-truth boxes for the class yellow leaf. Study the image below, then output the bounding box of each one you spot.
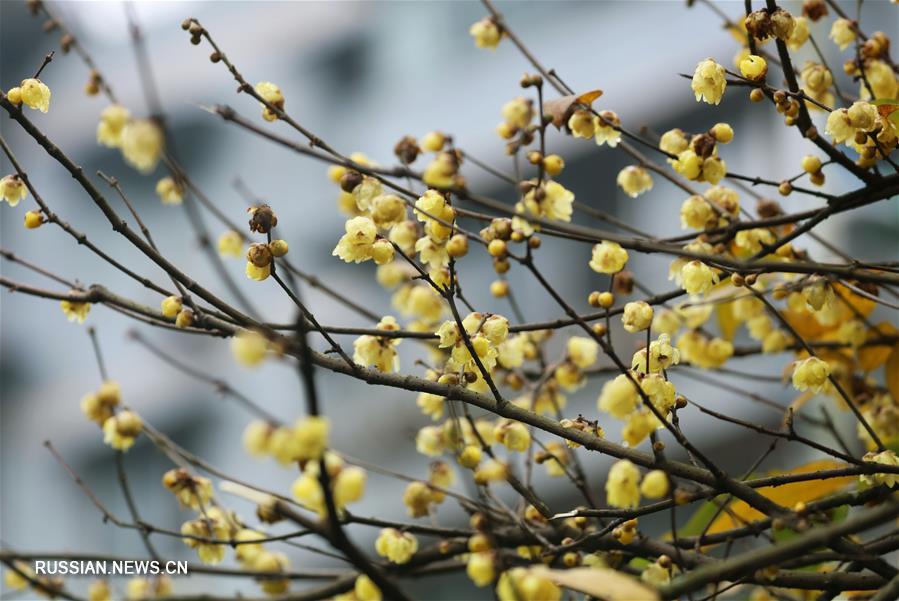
[859,322,898,372]
[716,300,739,341]
[537,566,660,601]
[543,90,603,129]
[703,460,853,537]
[887,344,899,402]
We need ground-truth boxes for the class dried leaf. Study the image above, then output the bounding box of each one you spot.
[537,566,660,601]
[543,89,603,129]
[886,344,899,402]
[871,98,899,128]
[702,460,852,538]
[716,300,739,341]
[858,321,897,372]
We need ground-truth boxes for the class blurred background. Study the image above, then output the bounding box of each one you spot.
[2,1,897,598]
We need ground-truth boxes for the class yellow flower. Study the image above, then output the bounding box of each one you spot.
[860,59,898,100]
[156,298,183,323]
[829,18,856,50]
[622,301,653,333]
[659,128,689,155]
[370,194,406,229]
[252,551,290,595]
[416,425,444,457]
[589,240,628,274]
[680,195,713,230]
[495,420,531,452]
[791,356,830,392]
[680,260,719,296]
[61,298,91,323]
[121,119,164,173]
[598,374,639,418]
[97,105,131,148]
[24,210,43,228]
[255,81,285,121]
[787,16,810,49]
[87,580,112,601]
[652,310,682,336]
[242,420,272,456]
[523,180,574,222]
[403,480,435,517]
[375,528,419,564]
[217,230,243,258]
[416,392,444,420]
[245,261,271,281]
[420,131,446,153]
[567,336,598,369]
[606,459,641,508]
[181,509,231,565]
[231,330,268,367]
[354,574,382,601]
[466,552,496,587]
[837,320,867,348]
[473,458,508,484]
[161,468,213,510]
[469,17,502,50]
[155,177,184,205]
[640,469,670,499]
[502,97,534,130]
[847,101,877,131]
[594,111,621,147]
[631,333,681,374]
[739,55,768,81]
[19,78,51,112]
[616,166,653,198]
[458,444,482,469]
[353,316,401,372]
[0,174,27,207]
[333,216,378,263]
[568,109,595,138]
[642,560,672,587]
[860,450,899,488]
[102,410,143,451]
[496,568,561,601]
[333,465,366,507]
[691,59,726,105]
[293,416,329,461]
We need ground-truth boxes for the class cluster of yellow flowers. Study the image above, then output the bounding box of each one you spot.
[374,528,419,564]
[291,451,367,517]
[243,416,329,464]
[661,125,730,185]
[96,106,164,173]
[6,78,51,112]
[79,379,144,451]
[605,460,670,509]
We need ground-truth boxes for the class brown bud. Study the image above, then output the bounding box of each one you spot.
[802,0,827,21]
[744,10,773,40]
[463,371,478,384]
[772,90,787,104]
[42,18,58,32]
[658,555,672,568]
[188,22,203,35]
[493,258,510,274]
[60,34,74,53]
[247,204,278,234]
[612,270,635,295]
[691,133,717,159]
[26,0,42,15]
[339,170,363,193]
[652,441,666,453]
[749,88,765,103]
[491,218,513,241]
[190,34,202,45]
[247,243,273,268]
[756,198,784,218]
[210,51,222,63]
[528,235,542,249]
[256,500,283,524]
[675,395,687,409]
[181,18,193,30]
[394,135,420,165]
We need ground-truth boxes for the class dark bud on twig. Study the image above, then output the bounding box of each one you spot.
[42,19,58,33]
[188,22,203,35]
[247,243,273,268]
[393,135,420,165]
[802,0,827,22]
[210,51,222,63]
[60,34,74,54]
[190,34,202,46]
[691,133,716,159]
[339,170,363,194]
[744,9,773,41]
[248,204,278,234]
[181,18,194,31]
[26,0,42,16]
[613,270,635,295]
